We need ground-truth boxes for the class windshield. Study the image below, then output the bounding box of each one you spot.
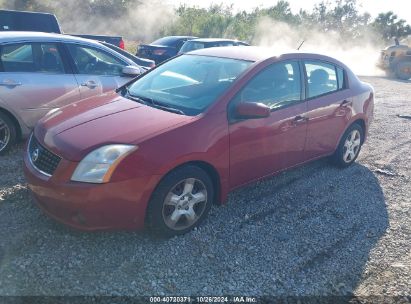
[125,54,253,115]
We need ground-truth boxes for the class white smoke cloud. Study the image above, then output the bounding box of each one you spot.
[52,0,177,42]
[253,18,384,76]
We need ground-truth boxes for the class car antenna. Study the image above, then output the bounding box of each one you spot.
[297,40,305,50]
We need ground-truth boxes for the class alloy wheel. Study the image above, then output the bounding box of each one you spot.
[162,178,208,231]
[343,129,361,163]
[0,118,11,153]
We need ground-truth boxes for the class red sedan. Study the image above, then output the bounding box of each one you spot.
[24,47,374,236]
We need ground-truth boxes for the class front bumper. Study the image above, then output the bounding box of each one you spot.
[23,152,160,231]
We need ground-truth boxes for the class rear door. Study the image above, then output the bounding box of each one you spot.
[64,43,131,99]
[303,60,353,159]
[0,41,80,128]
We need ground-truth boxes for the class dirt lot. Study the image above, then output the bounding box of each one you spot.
[0,76,410,299]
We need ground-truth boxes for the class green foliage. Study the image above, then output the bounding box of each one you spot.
[372,12,411,41]
[1,0,410,43]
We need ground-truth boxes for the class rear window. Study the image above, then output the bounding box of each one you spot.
[151,37,182,47]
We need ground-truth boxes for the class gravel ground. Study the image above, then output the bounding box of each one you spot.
[0,76,410,299]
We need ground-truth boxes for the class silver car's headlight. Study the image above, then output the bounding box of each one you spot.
[71,145,137,183]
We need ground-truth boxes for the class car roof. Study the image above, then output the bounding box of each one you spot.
[0,31,101,46]
[188,46,349,67]
[161,36,197,39]
[188,46,278,62]
[188,38,242,43]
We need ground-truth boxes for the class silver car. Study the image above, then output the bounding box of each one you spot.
[0,32,144,154]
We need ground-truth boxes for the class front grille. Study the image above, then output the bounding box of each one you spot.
[28,135,61,176]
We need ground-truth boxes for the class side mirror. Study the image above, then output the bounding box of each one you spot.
[122,65,143,77]
[235,102,271,119]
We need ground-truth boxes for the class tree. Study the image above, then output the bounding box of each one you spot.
[373,12,411,41]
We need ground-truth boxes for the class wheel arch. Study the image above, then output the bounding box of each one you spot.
[334,118,367,153]
[0,107,22,140]
[155,160,223,206]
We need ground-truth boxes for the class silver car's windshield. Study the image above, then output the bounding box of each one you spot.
[126,54,252,115]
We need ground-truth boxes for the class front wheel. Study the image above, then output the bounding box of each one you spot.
[146,166,214,237]
[331,123,364,168]
[0,112,17,155]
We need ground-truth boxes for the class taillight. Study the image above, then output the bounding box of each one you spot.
[150,62,156,68]
[153,49,166,56]
[119,39,125,50]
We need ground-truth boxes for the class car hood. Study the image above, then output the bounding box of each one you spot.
[35,92,195,161]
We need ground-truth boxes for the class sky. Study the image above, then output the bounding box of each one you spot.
[166,0,411,23]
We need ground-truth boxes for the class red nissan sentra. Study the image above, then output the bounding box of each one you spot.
[24,47,374,236]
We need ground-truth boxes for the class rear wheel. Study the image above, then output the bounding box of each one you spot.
[146,166,214,237]
[331,123,364,168]
[395,61,411,80]
[0,112,17,155]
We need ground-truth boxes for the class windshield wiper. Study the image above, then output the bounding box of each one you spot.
[124,87,147,105]
[125,90,185,115]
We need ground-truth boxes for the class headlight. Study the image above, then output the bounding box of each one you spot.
[71,145,137,183]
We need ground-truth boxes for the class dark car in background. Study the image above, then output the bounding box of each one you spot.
[101,41,155,69]
[136,36,197,64]
[0,9,125,49]
[179,38,249,54]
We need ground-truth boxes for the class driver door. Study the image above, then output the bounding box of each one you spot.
[228,60,309,188]
[64,43,130,99]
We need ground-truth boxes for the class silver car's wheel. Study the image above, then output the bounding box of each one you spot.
[342,129,361,163]
[0,117,11,153]
[162,178,208,231]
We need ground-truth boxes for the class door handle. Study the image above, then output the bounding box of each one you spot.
[81,80,98,89]
[293,115,308,125]
[0,80,22,87]
[340,100,352,108]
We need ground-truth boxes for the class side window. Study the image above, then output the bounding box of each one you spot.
[0,43,64,74]
[305,61,338,98]
[66,44,126,76]
[337,67,345,90]
[217,42,235,47]
[232,61,302,110]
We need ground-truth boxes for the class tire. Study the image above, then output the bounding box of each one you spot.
[146,165,214,237]
[0,112,17,155]
[395,61,411,80]
[331,123,364,168]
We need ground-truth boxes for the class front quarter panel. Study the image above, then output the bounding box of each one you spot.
[111,111,230,202]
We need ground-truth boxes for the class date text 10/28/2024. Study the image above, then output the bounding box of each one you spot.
[149,296,257,303]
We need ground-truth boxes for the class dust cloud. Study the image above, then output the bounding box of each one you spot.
[56,1,176,42]
[253,18,384,76]
[1,0,176,42]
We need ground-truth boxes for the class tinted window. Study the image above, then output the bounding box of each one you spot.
[127,55,252,115]
[67,44,126,76]
[216,41,235,47]
[0,43,64,73]
[232,61,302,110]
[151,37,180,47]
[305,61,338,98]
[337,67,345,89]
[180,42,205,53]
